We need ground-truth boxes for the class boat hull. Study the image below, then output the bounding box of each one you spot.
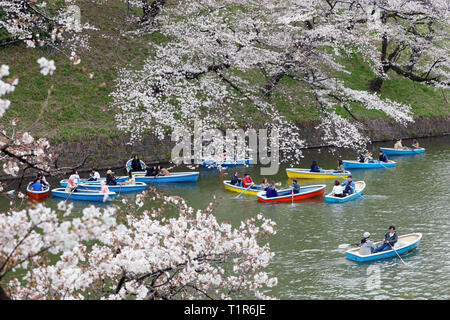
[380,147,425,156]
[257,185,326,203]
[325,181,366,203]
[223,181,263,196]
[345,233,422,262]
[286,168,351,179]
[77,182,147,193]
[27,184,50,200]
[201,158,253,167]
[134,172,199,183]
[343,160,396,169]
[52,188,116,202]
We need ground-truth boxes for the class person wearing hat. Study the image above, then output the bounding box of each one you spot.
[106,169,117,186]
[373,225,398,253]
[359,232,375,255]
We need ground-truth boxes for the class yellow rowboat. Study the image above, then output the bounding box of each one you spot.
[286,168,351,179]
[223,181,264,196]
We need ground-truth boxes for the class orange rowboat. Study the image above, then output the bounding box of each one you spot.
[257,185,326,203]
[27,183,50,200]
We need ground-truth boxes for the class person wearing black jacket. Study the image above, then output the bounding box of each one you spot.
[106,170,117,186]
[373,225,398,253]
[131,155,143,172]
[378,151,388,163]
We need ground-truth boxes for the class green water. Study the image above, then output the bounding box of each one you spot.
[2,136,449,299]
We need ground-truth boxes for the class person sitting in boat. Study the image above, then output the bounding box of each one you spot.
[359,232,375,255]
[378,150,389,163]
[359,154,365,163]
[260,178,269,191]
[242,173,253,188]
[99,181,110,194]
[342,176,355,195]
[230,172,242,186]
[106,170,117,186]
[310,160,321,172]
[33,172,49,187]
[411,139,420,149]
[130,154,143,172]
[292,179,301,194]
[266,182,279,198]
[87,169,100,181]
[331,180,345,197]
[160,166,170,176]
[125,172,136,185]
[145,165,157,176]
[65,170,80,193]
[31,178,44,191]
[373,225,398,253]
[337,159,345,172]
[364,152,373,163]
[394,139,408,150]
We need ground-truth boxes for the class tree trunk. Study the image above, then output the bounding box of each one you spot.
[369,77,384,92]
[0,286,11,300]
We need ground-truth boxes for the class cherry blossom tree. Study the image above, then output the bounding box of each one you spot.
[111,0,434,158]
[1,189,277,300]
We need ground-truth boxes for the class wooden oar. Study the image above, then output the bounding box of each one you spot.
[235,183,254,198]
[322,170,348,180]
[64,185,78,202]
[388,243,407,265]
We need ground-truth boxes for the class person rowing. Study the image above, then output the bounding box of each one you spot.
[359,232,375,255]
[378,150,389,163]
[31,178,44,191]
[411,139,420,149]
[65,170,80,193]
[266,181,279,198]
[125,171,136,185]
[292,179,300,194]
[242,173,253,188]
[373,225,398,253]
[342,175,355,195]
[394,138,408,150]
[310,160,321,172]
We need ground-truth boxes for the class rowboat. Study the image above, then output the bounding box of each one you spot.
[345,233,422,262]
[201,158,253,167]
[325,181,366,203]
[125,159,146,172]
[343,160,396,169]
[27,183,50,200]
[286,168,351,179]
[60,176,127,187]
[257,184,326,203]
[75,181,148,193]
[51,188,116,202]
[133,172,199,183]
[223,181,264,196]
[380,147,425,156]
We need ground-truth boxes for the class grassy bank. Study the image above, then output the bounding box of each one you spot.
[0,1,448,144]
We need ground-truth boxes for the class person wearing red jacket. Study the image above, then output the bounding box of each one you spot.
[241,173,253,188]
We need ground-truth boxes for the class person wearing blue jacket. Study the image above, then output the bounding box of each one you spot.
[373,225,398,253]
[266,182,279,198]
[292,179,301,194]
[310,160,321,172]
[31,178,43,191]
[379,150,388,163]
[342,176,355,195]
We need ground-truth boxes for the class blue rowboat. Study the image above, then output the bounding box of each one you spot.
[60,176,128,187]
[343,160,396,169]
[201,158,253,167]
[380,147,425,156]
[126,159,146,172]
[134,172,199,183]
[52,188,116,202]
[325,181,366,203]
[75,181,147,193]
[345,233,422,262]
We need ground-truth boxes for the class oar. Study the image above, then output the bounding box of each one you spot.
[235,183,254,198]
[338,242,361,249]
[291,188,294,206]
[321,170,348,180]
[388,243,407,265]
[64,185,78,202]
